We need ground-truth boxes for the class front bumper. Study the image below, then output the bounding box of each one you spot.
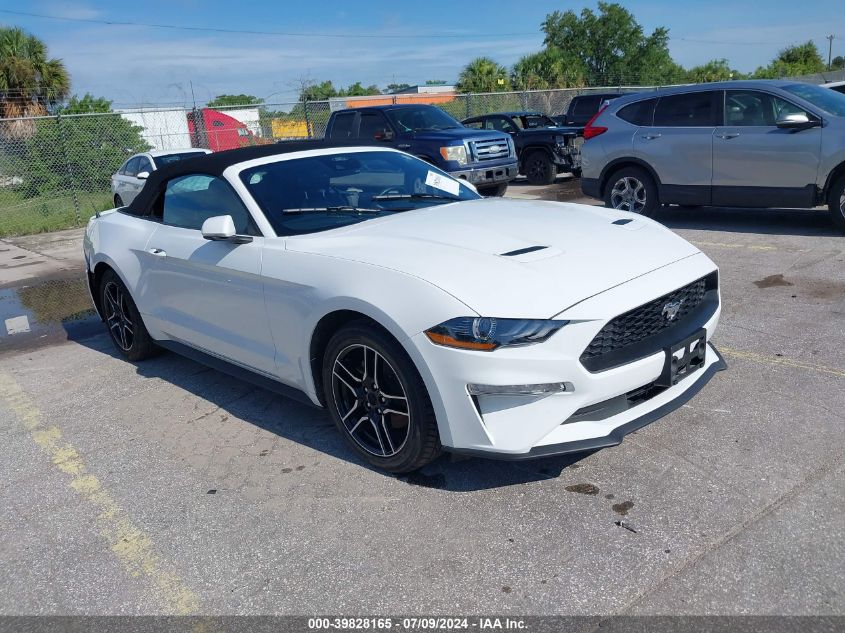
[452,161,519,185]
[404,254,724,458]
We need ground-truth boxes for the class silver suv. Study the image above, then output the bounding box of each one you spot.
[580,80,845,230]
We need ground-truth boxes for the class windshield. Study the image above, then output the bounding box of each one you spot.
[240,150,479,236]
[781,83,845,116]
[385,106,462,132]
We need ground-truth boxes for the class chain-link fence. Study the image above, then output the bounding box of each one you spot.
[0,75,833,238]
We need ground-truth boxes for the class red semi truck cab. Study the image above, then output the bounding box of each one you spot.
[187,108,258,152]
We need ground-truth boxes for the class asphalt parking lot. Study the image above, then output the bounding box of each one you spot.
[1,179,843,616]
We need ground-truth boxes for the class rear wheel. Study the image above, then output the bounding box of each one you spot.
[604,166,659,217]
[478,183,508,197]
[828,175,845,231]
[322,322,441,473]
[524,150,556,185]
[99,269,158,361]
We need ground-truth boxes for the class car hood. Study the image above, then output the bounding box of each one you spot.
[411,128,509,143]
[284,199,701,319]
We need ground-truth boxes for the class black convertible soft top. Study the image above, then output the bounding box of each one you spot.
[124,140,372,216]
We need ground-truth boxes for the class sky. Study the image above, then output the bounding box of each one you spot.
[0,0,842,108]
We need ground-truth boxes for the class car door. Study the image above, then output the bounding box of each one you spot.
[357,110,397,147]
[114,156,141,204]
[140,173,276,374]
[633,90,719,205]
[712,89,822,207]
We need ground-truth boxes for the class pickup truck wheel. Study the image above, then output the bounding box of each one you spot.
[524,150,556,185]
[604,167,659,217]
[828,175,845,231]
[478,183,508,197]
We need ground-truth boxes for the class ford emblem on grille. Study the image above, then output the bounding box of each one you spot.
[487,145,502,153]
[662,299,684,321]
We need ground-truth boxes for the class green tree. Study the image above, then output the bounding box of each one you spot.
[0,27,69,121]
[457,57,511,93]
[830,55,844,70]
[206,94,263,107]
[22,95,148,196]
[686,59,743,83]
[386,82,412,93]
[344,82,380,96]
[752,41,825,78]
[59,93,112,114]
[541,2,679,85]
[512,49,584,89]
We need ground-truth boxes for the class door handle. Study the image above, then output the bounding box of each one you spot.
[147,248,167,257]
[640,133,661,140]
[716,132,740,139]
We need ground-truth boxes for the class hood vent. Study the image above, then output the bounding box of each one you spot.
[612,218,633,225]
[500,245,548,257]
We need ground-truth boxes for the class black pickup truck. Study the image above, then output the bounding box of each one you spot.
[552,92,625,128]
[462,111,581,185]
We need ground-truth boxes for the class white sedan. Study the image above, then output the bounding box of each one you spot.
[84,143,725,472]
[111,148,211,207]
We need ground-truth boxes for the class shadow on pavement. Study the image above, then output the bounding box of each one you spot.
[653,205,840,238]
[75,332,594,492]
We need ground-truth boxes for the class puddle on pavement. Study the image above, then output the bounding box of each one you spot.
[753,274,793,288]
[0,275,102,352]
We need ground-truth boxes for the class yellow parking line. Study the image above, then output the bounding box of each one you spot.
[720,346,845,378]
[0,373,199,614]
[693,240,777,252]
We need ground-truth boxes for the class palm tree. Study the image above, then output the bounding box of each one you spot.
[0,27,70,138]
[456,57,511,93]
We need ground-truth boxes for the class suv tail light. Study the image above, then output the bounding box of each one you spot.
[583,105,609,140]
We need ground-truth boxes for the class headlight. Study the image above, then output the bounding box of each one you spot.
[439,145,468,165]
[425,317,568,351]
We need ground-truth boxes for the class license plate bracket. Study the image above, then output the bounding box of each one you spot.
[656,329,707,388]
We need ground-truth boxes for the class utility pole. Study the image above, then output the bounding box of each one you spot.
[827,35,835,70]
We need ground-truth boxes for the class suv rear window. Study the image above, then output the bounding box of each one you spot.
[653,92,718,126]
[617,99,657,126]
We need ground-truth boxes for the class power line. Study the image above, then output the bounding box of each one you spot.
[0,9,539,39]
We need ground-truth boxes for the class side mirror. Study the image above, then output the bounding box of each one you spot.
[374,129,394,141]
[136,171,150,180]
[776,112,818,130]
[201,215,252,243]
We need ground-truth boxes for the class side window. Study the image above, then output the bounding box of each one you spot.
[136,157,153,175]
[463,120,483,129]
[358,111,390,139]
[654,91,717,126]
[159,174,258,235]
[617,99,657,126]
[122,157,141,177]
[724,90,808,126]
[489,117,518,133]
[330,112,356,139]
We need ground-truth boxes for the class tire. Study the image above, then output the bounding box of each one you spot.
[478,183,508,197]
[523,150,556,185]
[322,321,441,473]
[114,194,124,207]
[828,175,845,230]
[604,166,659,217]
[99,269,158,361]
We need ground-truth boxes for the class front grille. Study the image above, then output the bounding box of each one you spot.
[471,137,511,161]
[580,272,718,372]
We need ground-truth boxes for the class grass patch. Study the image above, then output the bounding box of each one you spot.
[0,189,114,237]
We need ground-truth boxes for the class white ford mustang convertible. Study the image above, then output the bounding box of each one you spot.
[84,142,725,472]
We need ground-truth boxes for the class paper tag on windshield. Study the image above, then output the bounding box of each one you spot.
[425,170,461,197]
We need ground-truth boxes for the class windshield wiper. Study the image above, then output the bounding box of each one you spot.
[281,206,382,214]
[371,193,459,202]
